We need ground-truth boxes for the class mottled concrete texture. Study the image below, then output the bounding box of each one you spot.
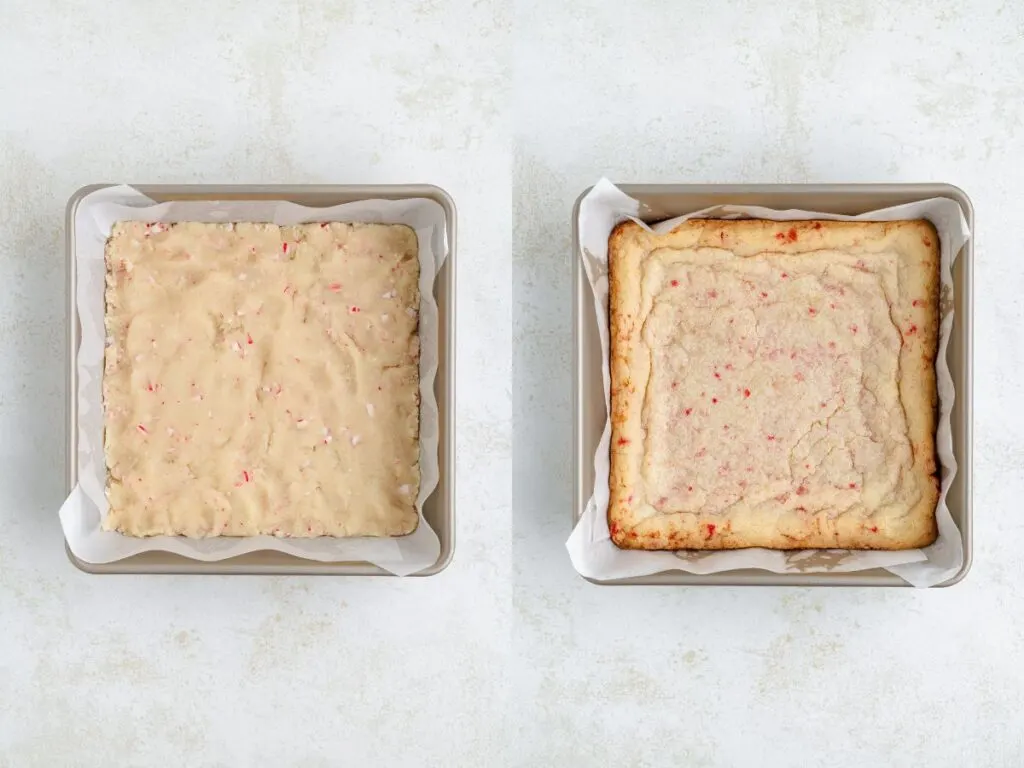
[0,0,1022,765]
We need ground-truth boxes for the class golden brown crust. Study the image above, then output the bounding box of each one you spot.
[608,218,940,551]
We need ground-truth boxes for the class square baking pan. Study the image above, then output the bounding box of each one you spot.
[65,184,456,576]
[572,184,973,587]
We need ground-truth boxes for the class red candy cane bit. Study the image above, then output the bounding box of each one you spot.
[780,272,788,279]
[850,324,858,334]
[870,526,879,533]
[906,324,918,335]
[743,388,751,398]
[808,307,817,316]
[725,363,734,371]
[705,523,716,538]
[247,333,254,345]
[775,232,785,241]
[328,283,342,292]
[671,381,678,389]
[849,482,858,489]
[912,299,923,307]
[242,470,250,483]
[796,485,808,496]
[813,222,822,230]
[760,291,768,298]
[787,228,798,242]
[282,242,289,254]
[617,437,630,446]
[320,222,329,229]
[714,372,721,380]
[670,279,679,287]
[684,408,693,416]
[766,434,776,441]
[136,424,148,434]
[707,289,718,299]
[687,485,694,492]
[349,306,361,314]
[711,397,718,404]
[829,303,836,309]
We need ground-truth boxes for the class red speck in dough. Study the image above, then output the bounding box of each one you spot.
[906,324,918,335]
[350,306,361,313]
[684,408,693,416]
[725,363,734,371]
[617,437,630,446]
[775,232,785,241]
[706,524,717,538]
[813,222,822,230]
[320,222,329,228]
[766,434,776,441]
[912,299,923,307]
[329,283,342,292]
[707,289,718,299]
[670,279,679,287]
[850,324,858,334]
[787,227,798,242]
[794,372,805,382]
[743,388,751,398]
[796,485,808,496]
[870,526,879,533]
[687,485,694,492]
[714,372,721,380]
[282,242,289,253]
[828,341,836,350]
[671,381,678,389]
[849,482,858,489]
[711,397,719,404]
[808,307,817,316]
[247,333,254,345]
[760,291,768,298]
[780,273,788,279]
[136,424,148,434]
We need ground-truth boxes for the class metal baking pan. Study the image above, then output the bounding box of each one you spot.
[65,184,456,576]
[572,184,973,587]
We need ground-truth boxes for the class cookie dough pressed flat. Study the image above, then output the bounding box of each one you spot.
[608,219,940,551]
[103,221,421,538]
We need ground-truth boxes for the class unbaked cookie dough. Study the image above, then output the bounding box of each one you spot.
[103,221,421,538]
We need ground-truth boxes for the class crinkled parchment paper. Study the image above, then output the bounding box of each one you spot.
[568,179,968,587]
[59,185,445,575]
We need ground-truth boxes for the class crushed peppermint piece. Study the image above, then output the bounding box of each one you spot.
[365,403,375,417]
[350,434,362,447]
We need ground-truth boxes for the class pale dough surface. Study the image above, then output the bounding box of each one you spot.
[103,221,421,538]
[608,219,940,551]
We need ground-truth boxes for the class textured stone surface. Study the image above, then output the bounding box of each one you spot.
[1,0,1022,765]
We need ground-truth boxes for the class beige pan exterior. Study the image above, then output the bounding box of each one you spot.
[572,183,973,587]
[65,184,456,576]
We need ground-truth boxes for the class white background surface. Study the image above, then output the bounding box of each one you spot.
[0,0,1021,766]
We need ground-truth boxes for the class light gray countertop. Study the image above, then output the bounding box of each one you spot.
[1,0,1020,765]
